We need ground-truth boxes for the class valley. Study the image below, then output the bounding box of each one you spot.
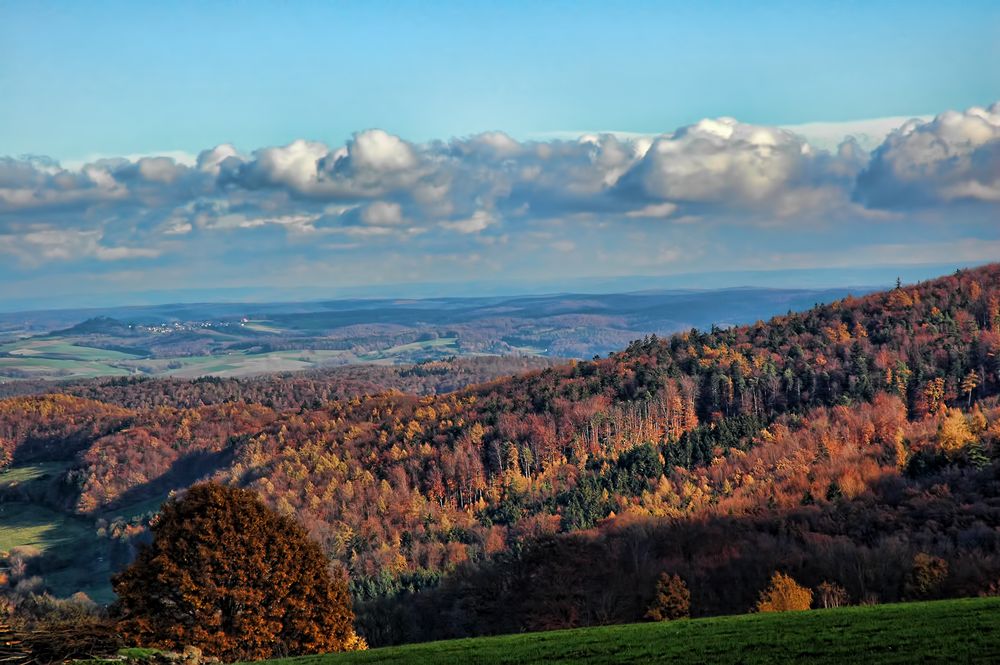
[0,287,866,382]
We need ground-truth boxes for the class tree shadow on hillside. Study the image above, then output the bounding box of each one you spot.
[101,447,236,517]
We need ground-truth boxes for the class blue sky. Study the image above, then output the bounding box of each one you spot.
[3,1,998,160]
[1,1,999,309]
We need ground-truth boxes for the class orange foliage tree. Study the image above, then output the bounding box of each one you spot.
[754,572,812,612]
[113,483,360,661]
[905,553,949,600]
[937,408,976,457]
[644,573,690,621]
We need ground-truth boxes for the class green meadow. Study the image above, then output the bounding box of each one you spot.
[265,597,1000,665]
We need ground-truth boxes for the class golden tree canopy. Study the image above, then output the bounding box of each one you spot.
[644,573,691,621]
[755,572,813,613]
[938,408,976,457]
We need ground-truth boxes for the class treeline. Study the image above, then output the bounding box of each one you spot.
[0,355,559,408]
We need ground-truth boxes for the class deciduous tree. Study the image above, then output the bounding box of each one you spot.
[905,553,948,600]
[755,572,812,613]
[644,573,690,621]
[113,483,360,661]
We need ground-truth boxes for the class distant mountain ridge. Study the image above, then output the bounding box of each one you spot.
[0,261,982,313]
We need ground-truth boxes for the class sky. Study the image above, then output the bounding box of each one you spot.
[1,1,999,309]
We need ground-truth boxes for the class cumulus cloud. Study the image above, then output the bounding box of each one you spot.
[197,144,243,175]
[619,117,860,218]
[780,115,933,152]
[347,129,418,171]
[0,101,997,267]
[856,103,1000,207]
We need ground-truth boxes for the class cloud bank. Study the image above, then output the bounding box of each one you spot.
[1,101,998,299]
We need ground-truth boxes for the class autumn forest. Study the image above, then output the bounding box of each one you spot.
[3,264,1000,652]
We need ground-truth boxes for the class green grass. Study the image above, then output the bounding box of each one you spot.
[117,647,163,660]
[0,356,132,380]
[265,597,1000,665]
[0,338,141,361]
[0,336,142,380]
[0,501,116,603]
[0,461,69,489]
[0,462,120,603]
[0,503,86,552]
[161,350,354,378]
[242,321,286,334]
[99,493,168,522]
[0,464,82,555]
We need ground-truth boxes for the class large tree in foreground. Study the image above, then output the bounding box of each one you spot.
[113,483,359,661]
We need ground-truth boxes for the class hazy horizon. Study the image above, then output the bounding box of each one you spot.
[0,260,986,314]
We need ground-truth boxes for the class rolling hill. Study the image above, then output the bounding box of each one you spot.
[0,286,865,382]
[1,264,999,648]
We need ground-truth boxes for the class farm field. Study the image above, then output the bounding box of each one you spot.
[0,338,366,381]
[0,286,866,382]
[266,597,1000,665]
[0,337,140,380]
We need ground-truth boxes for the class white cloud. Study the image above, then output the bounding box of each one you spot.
[248,139,329,192]
[780,115,933,152]
[856,102,1000,207]
[360,201,404,226]
[201,211,321,232]
[62,150,198,171]
[439,210,495,234]
[0,101,997,266]
[0,227,161,263]
[625,202,677,219]
[197,144,243,175]
[348,129,418,172]
[621,117,856,217]
[162,220,193,236]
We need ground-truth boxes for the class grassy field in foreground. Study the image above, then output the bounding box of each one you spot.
[267,597,1000,665]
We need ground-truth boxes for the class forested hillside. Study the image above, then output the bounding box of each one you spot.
[2,265,1000,646]
[0,356,560,405]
